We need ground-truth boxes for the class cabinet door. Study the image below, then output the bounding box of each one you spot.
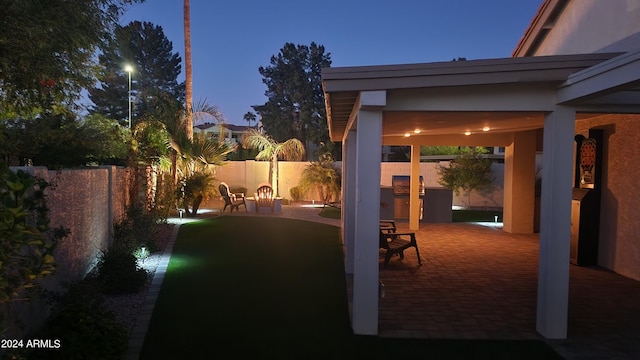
[394,198,410,219]
[570,200,580,264]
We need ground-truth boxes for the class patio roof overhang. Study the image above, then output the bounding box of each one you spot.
[325,49,640,339]
[322,52,637,144]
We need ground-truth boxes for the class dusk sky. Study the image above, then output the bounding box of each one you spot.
[120,0,543,126]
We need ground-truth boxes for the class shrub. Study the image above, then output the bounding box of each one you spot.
[436,146,495,208]
[28,280,128,360]
[298,153,341,204]
[113,205,159,254]
[0,167,68,335]
[179,171,217,216]
[97,249,149,295]
[96,205,154,295]
[289,186,303,202]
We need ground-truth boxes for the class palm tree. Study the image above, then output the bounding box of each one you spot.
[170,131,235,215]
[243,111,257,128]
[167,101,235,215]
[130,119,172,210]
[167,101,228,175]
[183,0,193,140]
[242,129,305,197]
[181,170,217,215]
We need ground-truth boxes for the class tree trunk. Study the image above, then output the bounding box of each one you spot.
[145,165,158,210]
[171,152,178,185]
[272,154,279,197]
[184,0,193,140]
[317,185,327,204]
[192,195,203,215]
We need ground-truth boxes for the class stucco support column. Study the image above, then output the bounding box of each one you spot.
[409,144,421,230]
[503,131,536,233]
[537,106,575,339]
[352,91,384,335]
[342,130,357,275]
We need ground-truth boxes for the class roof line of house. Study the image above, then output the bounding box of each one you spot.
[512,0,569,57]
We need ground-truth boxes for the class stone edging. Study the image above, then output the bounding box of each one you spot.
[123,223,181,360]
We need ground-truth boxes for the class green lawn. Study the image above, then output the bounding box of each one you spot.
[139,216,561,360]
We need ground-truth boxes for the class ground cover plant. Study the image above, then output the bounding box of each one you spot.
[139,216,562,359]
[27,280,128,360]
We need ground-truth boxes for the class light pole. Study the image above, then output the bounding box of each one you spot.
[124,64,133,128]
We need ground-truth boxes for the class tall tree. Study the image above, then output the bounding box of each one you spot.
[253,42,332,159]
[242,128,305,197]
[0,0,143,115]
[89,21,184,126]
[184,0,194,140]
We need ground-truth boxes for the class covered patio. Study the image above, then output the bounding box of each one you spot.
[322,50,640,340]
[376,221,640,359]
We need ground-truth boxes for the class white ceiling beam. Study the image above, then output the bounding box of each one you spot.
[557,50,640,104]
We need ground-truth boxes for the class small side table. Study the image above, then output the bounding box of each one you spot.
[245,197,256,212]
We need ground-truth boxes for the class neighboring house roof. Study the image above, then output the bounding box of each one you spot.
[194,123,251,132]
[224,124,252,132]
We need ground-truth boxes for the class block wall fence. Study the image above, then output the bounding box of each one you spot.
[9,166,131,284]
[215,160,505,209]
[3,166,131,338]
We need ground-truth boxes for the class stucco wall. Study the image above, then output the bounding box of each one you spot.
[575,115,640,281]
[533,0,640,55]
[529,0,640,280]
[215,160,505,208]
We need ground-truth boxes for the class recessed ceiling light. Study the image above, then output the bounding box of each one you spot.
[413,129,421,134]
[464,131,472,136]
[482,126,490,132]
[404,132,411,137]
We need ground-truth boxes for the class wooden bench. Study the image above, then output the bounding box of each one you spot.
[379,220,422,266]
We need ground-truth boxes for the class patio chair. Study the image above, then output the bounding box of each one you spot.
[219,182,246,213]
[379,220,421,266]
[254,183,275,213]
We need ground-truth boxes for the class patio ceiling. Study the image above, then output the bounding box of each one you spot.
[322,52,622,143]
[382,111,544,137]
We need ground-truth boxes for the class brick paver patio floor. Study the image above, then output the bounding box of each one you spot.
[378,221,640,360]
